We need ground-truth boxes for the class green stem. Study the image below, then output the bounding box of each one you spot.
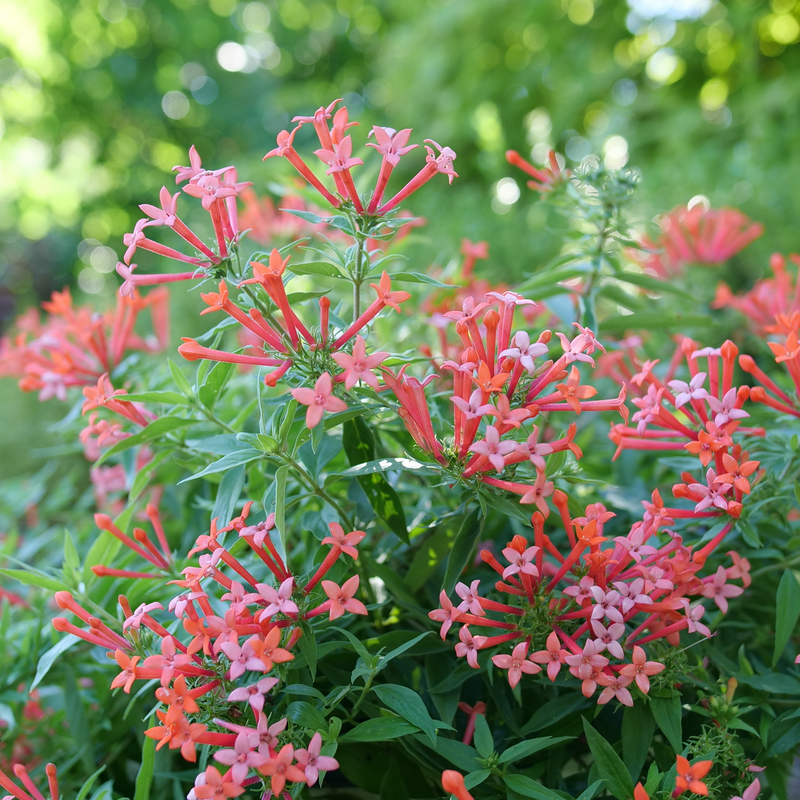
[279,454,355,530]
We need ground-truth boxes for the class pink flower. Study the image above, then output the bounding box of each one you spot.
[452,389,489,421]
[596,673,634,706]
[519,470,555,516]
[366,127,417,166]
[731,778,761,800]
[565,639,609,681]
[469,425,516,472]
[492,641,541,688]
[668,372,709,408]
[292,372,348,428]
[424,139,459,183]
[620,646,665,694]
[563,576,595,604]
[514,427,554,471]
[123,602,163,631]
[314,135,363,174]
[455,625,487,668]
[142,636,193,686]
[173,145,204,184]
[701,565,744,614]
[707,387,750,427]
[614,530,658,564]
[500,331,548,374]
[478,395,531,429]
[589,586,624,625]
[429,591,459,639]
[590,621,626,660]
[322,575,368,620]
[530,631,566,681]
[248,577,299,621]
[294,732,340,786]
[239,513,276,548]
[501,545,540,580]
[455,580,484,616]
[683,600,711,637]
[219,640,256,680]
[227,677,279,713]
[612,578,653,614]
[193,766,244,800]
[331,336,388,389]
[213,731,268,784]
[321,522,365,559]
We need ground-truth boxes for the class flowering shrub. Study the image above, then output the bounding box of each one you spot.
[1,97,800,800]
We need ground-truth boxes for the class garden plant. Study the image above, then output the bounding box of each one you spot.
[1,92,800,800]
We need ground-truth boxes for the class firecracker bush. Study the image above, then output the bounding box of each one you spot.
[1,98,800,800]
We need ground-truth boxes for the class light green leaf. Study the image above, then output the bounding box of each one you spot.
[773,570,800,666]
[178,448,261,483]
[31,634,80,690]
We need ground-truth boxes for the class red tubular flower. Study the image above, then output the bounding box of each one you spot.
[506,148,569,193]
[442,770,475,800]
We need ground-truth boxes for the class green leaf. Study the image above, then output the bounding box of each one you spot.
[373,683,437,745]
[178,448,261,483]
[133,735,156,800]
[577,780,605,800]
[343,417,408,542]
[375,631,432,674]
[650,692,683,752]
[288,260,343,278]
[286,700,328,731]
[503,775,564,800]
[211,465,246,527]
[120,391,191,405]
[521,692,592,734]
[199,361,235,409]
[76,767,107,800]
[95,417,198,466]
[284,208,326,225]
[499,736,574,764]
[473,714,494,758]
[582,718,634,800]
[415,736,481,771]
[330,625,375,668]
[391,271,459,288]
[31,634,79,690]
[773,570,800,666]
[297,620,318,682]
[622,703,655,782]
[338,717,417,742]
[0,568,67,592]
[442,510,482,595]
[168,358,193,397]
[614,270,695,300]
[737,673,800,695]
[337,457,439,477]
[274,464,290,563]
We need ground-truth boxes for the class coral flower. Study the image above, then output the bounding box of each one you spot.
[674,756,713,796]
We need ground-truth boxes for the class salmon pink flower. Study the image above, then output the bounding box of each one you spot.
[591,621,626,659]
[501,545,540,579]
[620,646,665,693]
[292,372,348,428]
[294,732,339,787]
[701,565,744,613]
[261,744,307,795]
[429,591,459,639]
[455,580,484,616]
[321,522,365,558]
[455,625,487,668]
[143,636,194,687]
[322,575,368,620]
[731,778,761,800]
[565,639,609,680]
[249,577,299,620]
[526,632,563,678]
[596,672,634,706]
[193,767,244,800]
[213,732,268,784]
[469,425,516,472]
[244,629,294,671]
[491,641,541,688]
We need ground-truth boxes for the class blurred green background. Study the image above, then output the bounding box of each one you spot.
[2,0,800,329]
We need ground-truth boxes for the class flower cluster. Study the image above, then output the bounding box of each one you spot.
[631,204,763,278]
[0,287,168,402]
[385,292,626,508]
[430,470,750,706]
[51,506,369,796]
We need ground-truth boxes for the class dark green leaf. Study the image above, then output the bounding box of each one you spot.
[297,620,318,682]
[773,570,800,666]
[337,457,439,477]
[473,714,494,758]
[622,703,655,782]
[503,775,564,800]
[650,693,683,752]
[286,700,328,731]
[31,634,79,690]
[737,674,800,695]
[499,736,574,764]
[338,717,417,742]
[442,510,482,595]
[577,780,605,800]
[178,448,261,483]
[373,683,437,745]
[343,417,408,542]
[582,718,634,800]
[133,736,155,800]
